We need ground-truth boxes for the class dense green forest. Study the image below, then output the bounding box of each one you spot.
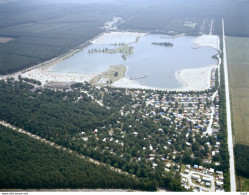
[234,144,249,178]
[0,124,156,190]
[1,0,249,74]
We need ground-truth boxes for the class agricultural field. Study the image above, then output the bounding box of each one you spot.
[226,36,249,146]
[240,177,249,192]
[226,36,249,191]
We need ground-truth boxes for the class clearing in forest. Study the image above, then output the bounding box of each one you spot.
[0,37,14,43]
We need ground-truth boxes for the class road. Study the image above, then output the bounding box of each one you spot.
[181,171,215,192]
[222,18,236,192]
[206,90,218,135]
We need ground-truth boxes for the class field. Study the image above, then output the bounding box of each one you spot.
[241,177,249,192]
[90,65,126,85]
[226,36,249,191]
[226,36,249,146]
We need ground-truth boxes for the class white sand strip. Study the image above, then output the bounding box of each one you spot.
[193,35,220,50]
[21,68,97,85]
[174,65,217,91]
[112,77,151,89]
[91,31,147,45]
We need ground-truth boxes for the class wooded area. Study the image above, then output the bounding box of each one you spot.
[234,144,249,178]
[0,124,155,190]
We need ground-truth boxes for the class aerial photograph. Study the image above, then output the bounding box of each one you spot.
[0,0,249,193]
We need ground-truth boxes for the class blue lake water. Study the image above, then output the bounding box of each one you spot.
[50,34,218,89]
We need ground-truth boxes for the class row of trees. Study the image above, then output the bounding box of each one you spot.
[216,35,230,191]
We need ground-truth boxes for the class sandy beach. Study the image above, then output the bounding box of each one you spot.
[193,34,220,50]
[174,65,217,91]
[112,77,151,90]
[21,68,97,85]
[91,31,147,45]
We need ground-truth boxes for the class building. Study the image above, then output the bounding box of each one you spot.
[184,169,190,174]
[44,81,75,91]
[191,174,200,180]
[216,181,224,186]
[209,168,215,174]
[202,177,211,182]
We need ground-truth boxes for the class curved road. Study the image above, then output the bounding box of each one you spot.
[181,171,215,192]
[222,18,236,192]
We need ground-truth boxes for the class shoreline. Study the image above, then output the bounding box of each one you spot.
[113,34,220,91]
[173,65,218,91]
[193,34,220,50]
[5,33,220,92]
[91,31,147,45]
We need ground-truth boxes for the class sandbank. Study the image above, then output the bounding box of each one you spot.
[193,35,220,50]
[91,31,147,45]
[21,67,97,85]
[174,65,217,91]
[112,77,151,90]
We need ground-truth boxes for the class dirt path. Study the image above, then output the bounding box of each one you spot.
[222,18,236,192]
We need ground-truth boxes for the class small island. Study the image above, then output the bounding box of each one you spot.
[152,42,173,47]
[88,45,134,60]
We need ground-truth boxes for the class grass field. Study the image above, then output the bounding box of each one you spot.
[90,65,126,86]
[241,177,249,192]
[226,36,249,146]
[237,176,249,192]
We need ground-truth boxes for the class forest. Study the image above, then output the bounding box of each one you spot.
[0,124,155,190]
[234,144,249,178]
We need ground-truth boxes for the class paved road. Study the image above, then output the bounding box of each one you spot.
[181,171,215,192]
[222,18,236,192]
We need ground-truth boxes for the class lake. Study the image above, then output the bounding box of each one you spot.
[50,33,218,89]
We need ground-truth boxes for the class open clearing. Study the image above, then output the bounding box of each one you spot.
[241,177,249,192]
[0,37,14,43]
[226,36,249,146]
